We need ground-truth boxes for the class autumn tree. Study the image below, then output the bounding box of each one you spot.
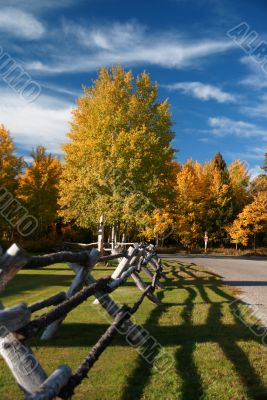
[226,218,250,248]
[173,155,236,248]
[250,174,267,197]
[174,160,207,247]
[17,146,61,238]
[226,191,267,249]
[228,159,249,213]
[209,153,234,243]
[0,125,24,193]
[59,66,175,233]
[249,155,267,199]
[0,125,24,239]
[141,208,175,245]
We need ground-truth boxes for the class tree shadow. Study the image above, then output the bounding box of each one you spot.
[119,261,267,400]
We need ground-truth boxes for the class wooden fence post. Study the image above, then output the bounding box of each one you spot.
[26,365,72,400]
[92,245,138,306]
[0,306,47,396]
[86,274,145,345]
[97,214,104,255]
[111,224,116,250]
[0,244,31,291]
[0,240,164,397]
[41,249,100,340]
[131,272,162,305]
[0,304,30,332]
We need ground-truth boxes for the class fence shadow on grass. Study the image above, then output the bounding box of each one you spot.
[4,260,266,399]
[120,261,267,400]
[0,273,74,300]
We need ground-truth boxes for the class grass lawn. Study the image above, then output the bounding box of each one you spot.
[0,260,267,400]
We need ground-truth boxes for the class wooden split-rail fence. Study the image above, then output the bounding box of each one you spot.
[0,239,166,399]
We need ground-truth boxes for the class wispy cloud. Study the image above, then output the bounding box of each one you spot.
[0,8,45,39]
[238,57,267,118]
[242,94,267,119]
[239,56,267,89]
[24,21,236,75]
[163,81,237,103]
[0,89,72,154]
[42,83,82,98]
[198,137,216,143]
[225,148,267,163]
[62,21,145,51]
[208,116,267,139]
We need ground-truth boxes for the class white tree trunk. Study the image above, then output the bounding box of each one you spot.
[97,214,104,254]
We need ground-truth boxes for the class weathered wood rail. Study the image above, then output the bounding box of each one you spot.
[0,241,166,399]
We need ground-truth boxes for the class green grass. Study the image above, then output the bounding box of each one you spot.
[1,260,267,399]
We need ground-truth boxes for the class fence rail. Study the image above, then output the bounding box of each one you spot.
[0,241,166,399]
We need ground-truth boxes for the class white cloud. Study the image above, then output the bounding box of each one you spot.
[198,137,216,143]
[208,116,267,139]
[163,81,237,103]
[237,57,267,118]
[0,89,72,154]
[63,21,145,51]
[242,94,267,119]
[42,82,82,98]
[249,165,265,180]
[240,56,267,89]
[0,8,45,39]
[225,148,267,163]
[25,21,236,74]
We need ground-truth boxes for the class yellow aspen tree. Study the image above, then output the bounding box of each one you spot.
[226,219,250,248]
[141,208,174,244]
[250,174,267,197]
[17,146,61,238]
[174,160,208,247]
[227,191,267,249]
[174,155,235,248]
[0,124,24,192]
[0,125,24,239]
[250,155,267,198]
[59,66,175,231]
[205,155,234,244]
[229,159,250,212]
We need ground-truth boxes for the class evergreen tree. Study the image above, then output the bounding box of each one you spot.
[261,153,267,172]
[213,151,230,184]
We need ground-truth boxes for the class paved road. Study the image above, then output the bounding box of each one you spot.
[161,254,267,326]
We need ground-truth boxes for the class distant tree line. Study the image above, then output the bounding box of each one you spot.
[0,66,266,250]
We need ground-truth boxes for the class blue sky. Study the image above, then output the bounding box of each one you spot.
[0,0,266,176]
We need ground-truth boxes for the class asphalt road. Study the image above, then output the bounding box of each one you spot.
[161,254,267,326]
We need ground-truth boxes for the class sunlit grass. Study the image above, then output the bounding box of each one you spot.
[0,260,267,399]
